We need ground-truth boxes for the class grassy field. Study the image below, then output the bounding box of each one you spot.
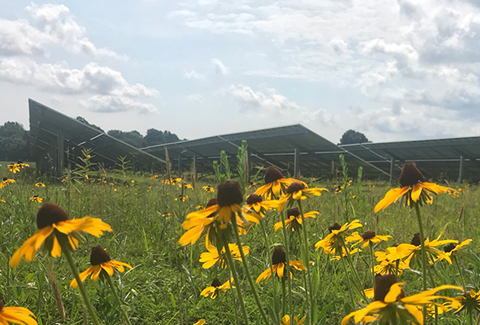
[0,159,477,325]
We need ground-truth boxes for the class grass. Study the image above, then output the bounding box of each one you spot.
[0,162,477,325]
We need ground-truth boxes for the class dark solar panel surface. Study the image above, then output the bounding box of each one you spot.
[29,99,165,172]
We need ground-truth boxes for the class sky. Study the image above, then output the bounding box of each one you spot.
[1,0,480,144]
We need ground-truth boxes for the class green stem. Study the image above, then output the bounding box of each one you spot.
[454,256,466,291]
[369,244,376,289]
[231,215,270,325]
[280,210,294,320]
[340,256,356,309]
[63,248,102,325]
[105,274,133,325]
[259,219,279,324]
[342,243,367,301]
[414,204,428,324]
[227,272,240,324]
[222,236,249,325]
[469,308,474,325]
[298,201,313,325]
[281,278,286,317]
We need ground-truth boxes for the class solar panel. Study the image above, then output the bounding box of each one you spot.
[141,124,389,179]
[29,99,165,177]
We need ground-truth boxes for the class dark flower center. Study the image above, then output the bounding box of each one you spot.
[374,274,404,301]
[362,230,376,240]
[286,182,305,194]
[17,160,23,164]
[211,278,222,287]
[399,162,425,187]
[443,243,457,253]
[272,247,286,265]
[36,203,69,229]
[328,222,342,233]
[205,198,218,208]
[90,246,111,266]
[246,194,263,205]
[286,207,301,217]
[264,166,284,184]
[410,233,421,246]
[217,180,243,207]
[2,177,6,181]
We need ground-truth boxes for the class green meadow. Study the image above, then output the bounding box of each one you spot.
[0,157,477,325]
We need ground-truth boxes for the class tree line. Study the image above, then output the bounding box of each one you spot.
[0,117,181,161]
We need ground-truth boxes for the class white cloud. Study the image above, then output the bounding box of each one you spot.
[226,84,301,112]
[211,58,229,75]
[80,95,157,114]
[184,70,205,80]
[0,3,126,60]
[0,19,47,56]
[0,57,158,97]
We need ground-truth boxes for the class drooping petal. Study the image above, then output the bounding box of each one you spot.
[374,186,410,213]
[10,226,54,268]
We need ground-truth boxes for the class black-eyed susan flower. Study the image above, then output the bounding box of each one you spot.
[390,233,457,266]
[315,220,362,255]
[245,193,278,220]
[375,162,455,212]
[274,207,318,232]
[35,182,46,187]
[200,278,233,299]
[150,175,159,179]
[0,298,37,325]
[341,274,462,325]
[443,239,472,258]
[195,205,203,210]
[8,161,29,174]
[347,230,392,250]
[374,246,408,276]
[70,246,132,288]
[202,185,214,192]
[199,239,249,269]
[277,181,327,211]
[179,181,256,247]
[0,178,15,189]
[281,314,306,325]
[255,166,297,200]
[185,184,194,190]
[162,213,171,217]
[30,196,43,203]
[256,247,306,283]
[451,290,480,314]
[10,203,112,268]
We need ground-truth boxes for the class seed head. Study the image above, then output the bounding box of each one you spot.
[217,180,243,207]
[399,162,424,187]
[286,181,305,194]
[410,233,421,246]
[90,246,111,266]
[362,230,376,240]
[328,222,342,233]
[374,274,405,302]
[264,166,283,184]
[286,207,301,217]
[443,243,457,253]
[36,203,69,229]
[272,247,286,265]
[246,194,263,205]
[211,278,222,287]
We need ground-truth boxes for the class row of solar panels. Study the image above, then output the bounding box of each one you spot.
[29,99,479,182]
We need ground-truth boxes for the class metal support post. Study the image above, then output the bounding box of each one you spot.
[457,156,464,185]
[294,148,300,178]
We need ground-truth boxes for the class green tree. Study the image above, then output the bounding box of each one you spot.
[339,129,369,145]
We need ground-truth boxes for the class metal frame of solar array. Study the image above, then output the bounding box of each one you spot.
[140,124,389,179]
[29,99,165,177]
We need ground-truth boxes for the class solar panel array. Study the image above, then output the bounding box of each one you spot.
[29,99,165,177]
[29,98,480,182]
[140,125,389,179]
